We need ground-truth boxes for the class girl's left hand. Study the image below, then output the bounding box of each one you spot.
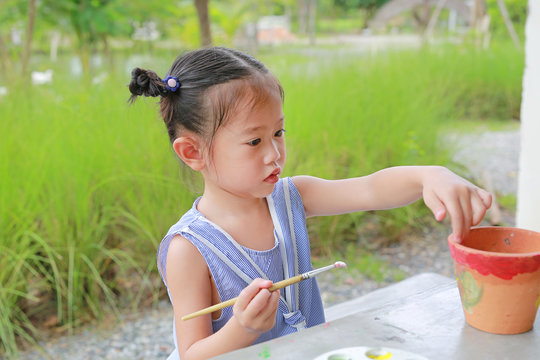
[232,278,280,335]
[421,166,492,242]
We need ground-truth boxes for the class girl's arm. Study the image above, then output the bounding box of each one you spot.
[165,235,280,360]
[293,166,492,241]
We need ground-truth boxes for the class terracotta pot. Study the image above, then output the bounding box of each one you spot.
[448,227,540,334]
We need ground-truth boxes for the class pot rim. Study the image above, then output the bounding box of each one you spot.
[448,226,540,258]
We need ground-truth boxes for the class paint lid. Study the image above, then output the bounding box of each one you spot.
[365,348,391,359]
[314,346,428,360]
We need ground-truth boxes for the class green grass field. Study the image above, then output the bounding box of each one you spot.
[0,42,523,355]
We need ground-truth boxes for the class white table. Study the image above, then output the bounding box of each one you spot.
[212,273,540,359]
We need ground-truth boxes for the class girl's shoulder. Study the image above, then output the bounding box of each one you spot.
[288,175,314,196]
[166,199,202,235]
[157,199,203,282]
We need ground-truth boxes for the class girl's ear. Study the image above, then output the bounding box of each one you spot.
[172,136,205,171]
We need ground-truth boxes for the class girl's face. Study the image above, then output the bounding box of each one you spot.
[201,88,286,199]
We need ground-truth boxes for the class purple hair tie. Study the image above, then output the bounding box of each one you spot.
[163,76,180,92]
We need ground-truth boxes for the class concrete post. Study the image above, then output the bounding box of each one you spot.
[517,0,540,231]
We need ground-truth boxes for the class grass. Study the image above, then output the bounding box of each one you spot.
[0,77,195,356]
[0,41,523,355]
[312,243,407,285]
[498,194,517,212]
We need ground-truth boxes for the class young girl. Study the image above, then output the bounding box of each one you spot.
[128,47,492,360]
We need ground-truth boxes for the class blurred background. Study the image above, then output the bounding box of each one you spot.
[0,0,526,357]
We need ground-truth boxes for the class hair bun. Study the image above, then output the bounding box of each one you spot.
[134,69,150,87]
[128,68,167,102]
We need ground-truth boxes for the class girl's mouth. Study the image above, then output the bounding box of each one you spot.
[264,168,281,184]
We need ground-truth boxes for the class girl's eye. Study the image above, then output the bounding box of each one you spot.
[248,138,261,146]
[275,129,286,137]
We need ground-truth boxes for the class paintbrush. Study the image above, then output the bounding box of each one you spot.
[181,261,347,321]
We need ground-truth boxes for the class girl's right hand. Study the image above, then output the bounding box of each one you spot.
[232,278,280,335]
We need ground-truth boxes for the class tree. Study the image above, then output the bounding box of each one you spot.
[20,0,36,77]
[194,0,212,47]
[495,0,521,49]
[333,0,389,29]
[369,0,470,32]
[298,0,317,43]
[486,0,527,38]
[0,0,28,81]
[40,0,133,76]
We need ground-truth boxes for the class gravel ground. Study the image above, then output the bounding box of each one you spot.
[16,129,519,360]
[445,129,520,196]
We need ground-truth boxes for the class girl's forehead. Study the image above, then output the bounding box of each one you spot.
[230,90,283,126]
[205,75,283,134]
[237,76,282,109]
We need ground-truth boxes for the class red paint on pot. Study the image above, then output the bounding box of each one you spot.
[448,227,540,280]
[449,245,540,280]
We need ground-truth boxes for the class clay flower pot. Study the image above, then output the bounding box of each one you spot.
[448,227,540,334]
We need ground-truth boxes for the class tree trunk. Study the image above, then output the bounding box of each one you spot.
[21,0,36,77]
[361,6,377,30]
[298,0,308,34]
[308,0,317,45]
[50,31,61,62]
[471,0,486,28]
[423,0,448,42]
[412,1,432,32]
[194,0,212,47]
[496,0,521,50]
[516,0,540,232]
[101,34,115,74]
[77,41,91,83]
[0,33,14,82]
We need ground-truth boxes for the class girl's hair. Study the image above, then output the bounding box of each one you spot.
[128,47,284,145]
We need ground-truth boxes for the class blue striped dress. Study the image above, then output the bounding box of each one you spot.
[157,177,325,359]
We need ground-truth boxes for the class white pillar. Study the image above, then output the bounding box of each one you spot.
[516,0,540,232]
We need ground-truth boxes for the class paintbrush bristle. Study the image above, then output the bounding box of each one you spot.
[334,261,347,268]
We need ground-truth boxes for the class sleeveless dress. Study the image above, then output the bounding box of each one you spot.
[157,177,325,359]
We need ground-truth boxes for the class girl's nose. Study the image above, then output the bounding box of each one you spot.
[265,139,281,164]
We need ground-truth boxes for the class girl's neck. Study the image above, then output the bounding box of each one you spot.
[196,185,276,251]
[197,186,268,224]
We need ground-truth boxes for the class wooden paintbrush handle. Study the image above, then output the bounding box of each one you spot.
[181,297,237,321]
[181,274,304,321]
[268,274,303,291]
